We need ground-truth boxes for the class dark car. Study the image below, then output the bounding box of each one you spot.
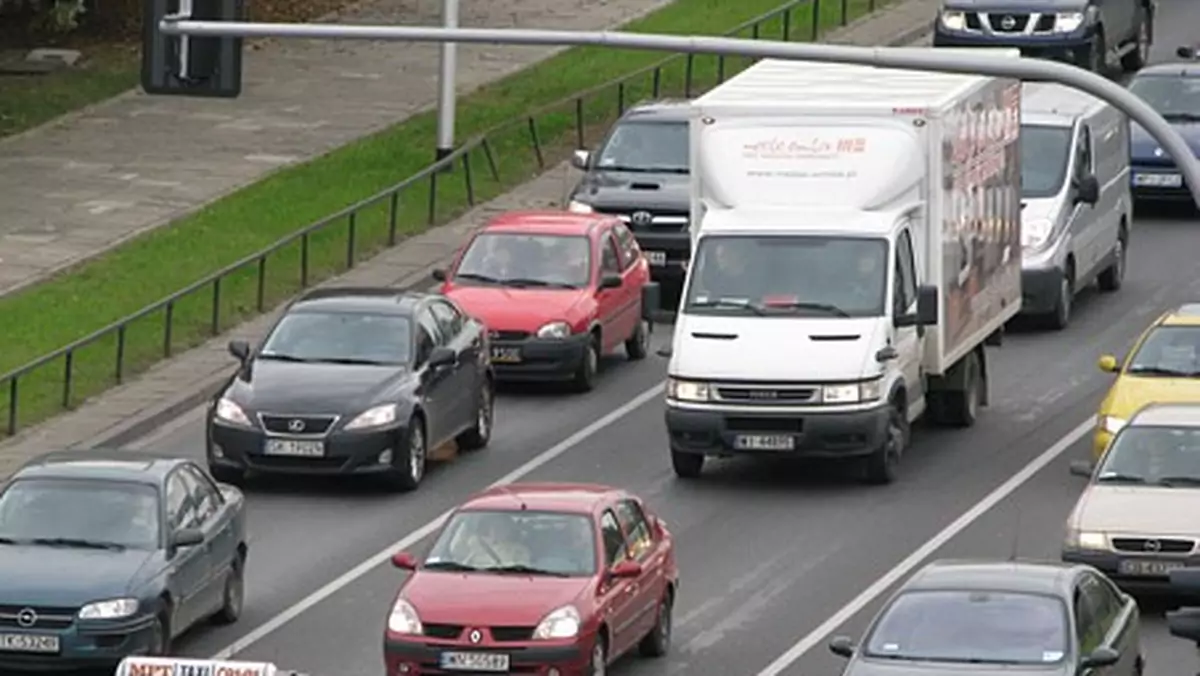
[567,100,691,297]
[828,560,1143,676]
[932,0,1152,73]
[206,287,494,491]
[1126,61,1200,201]
[0,451,247,670]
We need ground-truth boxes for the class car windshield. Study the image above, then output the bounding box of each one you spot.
[1126,326,1200,377]
[1020,124,1072,199]
[1128,74,1200,119]
[454,233,591,289]
[0,478,160,549]
[1096,425,1200,486]
[424,509,597,577]
[864,590,1069,665]
[260,311,411,365]
[595,120,688,173]
[683,235,888,318]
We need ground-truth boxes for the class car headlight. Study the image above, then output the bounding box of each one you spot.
[214,397,251,426]
[821,379,883,404]
[1065,528,1107,550]
[78,598,139,620]
[387,599,423,635]
[667,378,712,402]
[537,321,572,339]
[567,200,594,214]
[533,605,581,640]
[1100,416,1127,435]
[940,9,966,30]
[1053,11,1085,33]
[345,404,399,430]
[1021,219,1054,251]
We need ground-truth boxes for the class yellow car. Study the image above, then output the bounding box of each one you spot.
[1094,303,1200,459]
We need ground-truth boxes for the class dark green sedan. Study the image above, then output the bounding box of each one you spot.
[0,450,248,670]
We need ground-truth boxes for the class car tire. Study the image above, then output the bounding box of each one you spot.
[573,335,600,392]
[1098,231,1127,292]
[209,464,245,486]
[385,419,426,492]
[1121,16,1151,72]
[671,450,704,479]
[212,558,244,625]
[862,402,905,485]
[587,635,608,676]
[1044,270,1072,331]
[639,591,673,657]
[456,381,494,451]
[625,319,650,361]
[943,353,981,427]
[149,613,170,656]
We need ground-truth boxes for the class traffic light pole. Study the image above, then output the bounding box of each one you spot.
[434,0,460,163]
[155,20,1200,209]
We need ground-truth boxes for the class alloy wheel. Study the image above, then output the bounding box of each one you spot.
[409,425,426,482]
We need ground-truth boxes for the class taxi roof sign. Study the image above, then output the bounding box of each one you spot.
[117,656,283,676]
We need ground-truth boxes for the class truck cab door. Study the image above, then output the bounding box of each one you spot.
[892,229,922,416]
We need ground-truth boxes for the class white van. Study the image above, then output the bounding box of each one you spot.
[1019,83,1131,329]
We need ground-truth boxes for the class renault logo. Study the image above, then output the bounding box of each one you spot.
[1143,539,1161,552]
[468,629,483,644]
[16,608,37,628]
[631,211,653,226]
[287,419,306,433]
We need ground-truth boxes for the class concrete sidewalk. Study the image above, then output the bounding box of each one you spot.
[0,0,937,476]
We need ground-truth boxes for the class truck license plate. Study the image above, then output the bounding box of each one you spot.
[1118,559,1185,577]
[263,439,325,457]
[439,651,510,672]
[491,346,522,363]
[734,434,795,451]
[0,633,60,653]
[645,250,667,266]
[1133,172,1182,188]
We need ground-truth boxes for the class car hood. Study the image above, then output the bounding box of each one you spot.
[1130,122,1200,161]
[403,572,591,626]
[448,287,593,332]
[225,360,407,413]
[1072,485,1200,534]
[1103,376,1200,419]
[942,0,1085,10]
[572,170,689,212]
[846,659,1066,676]
[0,545,155,605]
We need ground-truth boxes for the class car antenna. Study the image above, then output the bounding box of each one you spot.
[497,485,528,510]
[1008,505,1022,562]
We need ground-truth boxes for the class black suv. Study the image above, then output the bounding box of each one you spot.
[568,100,691,297]
[932,0,1153,73]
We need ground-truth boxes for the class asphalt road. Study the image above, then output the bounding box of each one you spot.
[124,9,1200,674]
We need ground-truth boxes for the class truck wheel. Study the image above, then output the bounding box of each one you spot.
[671,450,704,479]
[862,403,906,485]
[943,354,981,428]
[1121,16,1151,72]
[1098,231,1127,292]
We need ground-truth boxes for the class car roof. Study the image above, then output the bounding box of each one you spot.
[1157,302,1200,327]
[1129,403,1200,428]
[619,99,692,123]
[15,449,186,486]
[1135,63,1200,78]
[481,210,615,236]
[460,482,624,515]
[903,559,1080,597]
[289,287,431,315]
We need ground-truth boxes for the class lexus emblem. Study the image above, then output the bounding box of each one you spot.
[1143,539,1161,552]
[16,608,36,628]
[287,419,306,433]
[630,211,653,227]
[468,629,483,644]
[1000,14,1016,30]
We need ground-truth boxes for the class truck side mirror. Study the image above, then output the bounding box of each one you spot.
[1074,175,1100,205]
[1178,46,1198,60]
[894,286,938,328]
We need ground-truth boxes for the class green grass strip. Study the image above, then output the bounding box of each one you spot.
[0,0,887,436]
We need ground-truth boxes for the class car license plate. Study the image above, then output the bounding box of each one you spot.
[0,633,60,653]
[491,346,522,363]
[645,250,667,266]
[1118,559,1186,576]
[1133,172,1182,187]
[263,439,325,457]
[439,651,510,672]
[734,434,795,451]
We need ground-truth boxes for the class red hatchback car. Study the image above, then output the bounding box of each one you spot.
[432,211,658,391]
[383,483,679,676]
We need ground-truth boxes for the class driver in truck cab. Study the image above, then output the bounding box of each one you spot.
[694,239,757,299]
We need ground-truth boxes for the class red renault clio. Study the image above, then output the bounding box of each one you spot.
[433,211,658,391]
[383,483,679,676]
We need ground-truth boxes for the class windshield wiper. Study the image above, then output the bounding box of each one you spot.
[483,564,569,578]
[258,353,312,363]
[31,537,125,551]
[1156,476,1200,487]
[423,560,481,572]
[1162,113,1200,122]
[308,357,395,366]
[500,278,578,289]
[1126,366,1194,377]
[688,299,766,315]
[761,301,851,317]
[454,272,501,284]
[1096,473,1148,484]
[0,536,18,545]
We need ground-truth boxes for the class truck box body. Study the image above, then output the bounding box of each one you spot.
[688,57,1022,375]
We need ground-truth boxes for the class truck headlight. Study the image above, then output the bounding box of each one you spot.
[214,397,252,426]
[1053,11,1085,32]
[1100,416,1127,435]
[667,378,712,402]
[940,9,966,30]
[1021,219,1054,251]
[567,200,594,214]
[536,321,572,339]
[1065,528,1107,550]
[79,598,139,620]
[821,379,883,404]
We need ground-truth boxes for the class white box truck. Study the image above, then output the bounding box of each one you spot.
[663,56,1023,483]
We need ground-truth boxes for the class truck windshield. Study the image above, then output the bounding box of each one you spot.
[595,121,688,173]
[1020,124,1072,199]
[683,235,888,318]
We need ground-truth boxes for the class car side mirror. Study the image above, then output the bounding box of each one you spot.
[171,527,204,549]
[1079,646,1120,671]
[1178,45,1198,60]
[428,346,456,369]
[1074,175,1100,205]
[431,268,446,282]
[609,560,642,579]
[828,635,856,659]
[894,285,938,327]
[1097,354,1119,373]
[571,149,591,170]
[1069,459,1095,478]
[1167,607,1200,641]
[227,339,251,362]
[600,273,623,290]
[391,551,418,571]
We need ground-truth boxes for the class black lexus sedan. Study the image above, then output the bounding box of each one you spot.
[206,287,495,491]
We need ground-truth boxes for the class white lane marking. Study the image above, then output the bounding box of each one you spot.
[210,380,667,659]
[751,416,1093,676]
[130,406,207,449]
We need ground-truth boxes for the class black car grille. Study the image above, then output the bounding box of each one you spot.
[593,207,689,230]
[421,624,536,642]
[986,13,1029,32]
[489,330,530,341]
[1034,14,1055,31]
[423,623,464,639]
[1111,537,1194,554]
[716,385,817,404]
[0,605,77,630]
[259,414,337,435]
